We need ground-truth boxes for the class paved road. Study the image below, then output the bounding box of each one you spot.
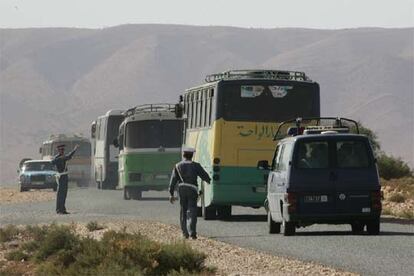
[1,188,413,276]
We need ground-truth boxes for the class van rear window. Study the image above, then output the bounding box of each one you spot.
[336,141,370,168]
[296,141,329,169]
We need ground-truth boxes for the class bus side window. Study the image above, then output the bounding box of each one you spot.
[189,93,194,129]
[208,88,214,126]
[196,90,201,128]
[184,95,189,128]
[201,89,206,127]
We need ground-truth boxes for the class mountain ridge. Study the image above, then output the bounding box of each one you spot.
[0,24,413,184]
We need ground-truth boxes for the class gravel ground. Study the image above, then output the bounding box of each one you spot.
[0,188,55,205]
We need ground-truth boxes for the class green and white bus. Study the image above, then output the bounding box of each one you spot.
[116,104,183,200]
[91,110,125,189]
[177,70,320,219]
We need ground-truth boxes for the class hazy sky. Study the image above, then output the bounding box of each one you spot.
[1,0,413,29]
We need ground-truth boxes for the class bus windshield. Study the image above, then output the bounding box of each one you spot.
[218,81,319,122]
[125,120,183,148]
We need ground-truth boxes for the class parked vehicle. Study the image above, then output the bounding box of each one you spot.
[176,69,320,219]
[259,117,381,236]
[18,160,57,192]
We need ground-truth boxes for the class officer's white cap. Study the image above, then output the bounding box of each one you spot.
[182,147,196,153]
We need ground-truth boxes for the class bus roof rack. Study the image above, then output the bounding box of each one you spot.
[124,103,177,117]
[273,117,360,141]
[205,69,312,83]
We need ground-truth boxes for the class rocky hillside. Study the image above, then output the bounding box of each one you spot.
[0,25,413,184]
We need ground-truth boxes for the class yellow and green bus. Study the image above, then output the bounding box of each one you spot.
[178,70,320,219]
[116,104,183,200]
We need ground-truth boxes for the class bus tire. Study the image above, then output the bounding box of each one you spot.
[202,198,216,220]
[217,205,232,220]
[282,220,296,236]
[268,211,281,234]
[131,188,142,200]
[197,207,202,217]
[124,188,131,200]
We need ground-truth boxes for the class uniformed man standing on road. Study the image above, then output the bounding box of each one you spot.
[51,144,79,214]
[169,147,211,239]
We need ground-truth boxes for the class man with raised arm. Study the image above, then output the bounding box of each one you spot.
[169,147,211,239]
[51,144,79,214]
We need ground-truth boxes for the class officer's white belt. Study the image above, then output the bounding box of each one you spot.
[178,183,198,192]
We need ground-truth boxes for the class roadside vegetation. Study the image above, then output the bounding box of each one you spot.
[381,177,414,219]
[0,224,213,276]
[357,123,413,180]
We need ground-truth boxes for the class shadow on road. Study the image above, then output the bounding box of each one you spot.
[295,231,414,236]
[139,197,169,201]
[378,231,414,236]
[223,215,267,222]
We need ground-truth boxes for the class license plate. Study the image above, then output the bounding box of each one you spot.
[304,195,328,203]
[32,181,44,185]
[255,187,266,193]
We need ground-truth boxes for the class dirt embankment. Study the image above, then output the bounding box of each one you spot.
[1,221,357,276]
[0,188,55,205]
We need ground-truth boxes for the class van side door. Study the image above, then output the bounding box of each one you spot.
[268,144,283,217]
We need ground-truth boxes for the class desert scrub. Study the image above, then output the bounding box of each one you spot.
[86,221,105,232]
[0,224,20,243]
[388,193,406,203]
[3,224,212,276]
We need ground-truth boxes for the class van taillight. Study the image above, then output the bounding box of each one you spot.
[284,193,297,213]
[371,191,382,211]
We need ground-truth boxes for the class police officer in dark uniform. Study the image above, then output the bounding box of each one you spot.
[169,147,211,239]
[51,144,78,214]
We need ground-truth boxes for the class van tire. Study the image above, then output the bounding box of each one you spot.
[268,211,281,234]
[217,206,232,220]
[351,222,364,235]
[282,220,295,236]
[366,218,380,235]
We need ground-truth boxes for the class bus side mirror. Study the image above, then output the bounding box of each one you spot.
[113,138,119,148]
[257,160,270,170]
[91,122,96,139]
[175,103,183,118]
